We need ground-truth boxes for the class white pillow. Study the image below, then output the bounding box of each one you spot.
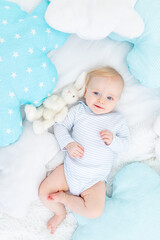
[0,121,60,218]
[50,35,132,92]
[45,0,144,40]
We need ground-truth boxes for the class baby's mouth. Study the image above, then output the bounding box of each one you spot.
[94,104,103,109]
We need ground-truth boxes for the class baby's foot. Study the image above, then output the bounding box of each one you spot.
[47,214,66,234]
[48,191,66,203]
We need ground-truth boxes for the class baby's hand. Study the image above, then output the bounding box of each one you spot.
[99,130,113,145]
[65,142,84,159]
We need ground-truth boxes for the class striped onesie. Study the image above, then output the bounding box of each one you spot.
[54,101,130,196]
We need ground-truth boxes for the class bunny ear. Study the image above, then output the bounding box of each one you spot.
[74,71,87,91]
[78,85,86,98]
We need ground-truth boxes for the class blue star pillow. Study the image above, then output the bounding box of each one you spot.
[0,0,69,146]
[73,163,160,240]
[109,0,160,88]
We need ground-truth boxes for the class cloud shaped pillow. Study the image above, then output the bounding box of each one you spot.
[45,0,144,40]
[0,0,69,146]
[73,162,160,240]
[109,0,160,88]
[46,0,160,88]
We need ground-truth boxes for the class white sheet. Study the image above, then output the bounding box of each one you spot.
[0,1,160,239]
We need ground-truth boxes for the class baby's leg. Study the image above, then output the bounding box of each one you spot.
[39,164,69,234]
[49,181,106,219]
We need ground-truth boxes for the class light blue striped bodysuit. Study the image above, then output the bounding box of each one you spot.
[54,101,130,196]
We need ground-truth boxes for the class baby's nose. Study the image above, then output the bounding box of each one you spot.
[98,97,105,104]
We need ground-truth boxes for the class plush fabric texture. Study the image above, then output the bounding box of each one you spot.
[0,0,69,147]
[45,0,144,40]
[153,114,160,161]
[0,121,60,218]
[73,163,160,240]
[109,0,160,88]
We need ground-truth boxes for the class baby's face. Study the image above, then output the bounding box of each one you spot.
[84,75,123,114]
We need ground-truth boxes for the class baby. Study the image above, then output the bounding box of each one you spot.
[39,66,130,234]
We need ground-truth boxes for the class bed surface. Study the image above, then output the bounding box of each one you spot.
[0,0,160,239]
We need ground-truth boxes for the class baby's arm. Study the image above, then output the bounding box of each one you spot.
[100,118,130,153]
[54,106,76,149]
[54,105,84,158]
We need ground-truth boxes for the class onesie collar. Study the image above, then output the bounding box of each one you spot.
[78,100,92,113]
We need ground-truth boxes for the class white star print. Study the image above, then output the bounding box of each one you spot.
[15,34,21,39]
[26,68,32,73]
[4,6,10,10]
[13,52,19,58]
[33,16,38,19]
[42,46,46,51]
[0,38,5,43]
[52,77,56,82]
[18,19,24,22]
[46,28,51,34]
[41,62,47,68]
[31,29,36,35]
[2,20,7,25]
[34,101,39,105]
[55,44,59,49]
[39,82,44,87]
[28,48,34,54]
[0,56,2,62]
[9,92,15,97]
[8,109,13,114]
[11,72,17,78]
[6,129,11,134]
[24,87,29,92]
[20,122,22,127]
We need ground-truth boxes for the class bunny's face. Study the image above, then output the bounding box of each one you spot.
[61,86,79,104]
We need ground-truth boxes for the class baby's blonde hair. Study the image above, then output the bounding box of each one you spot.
[85,66,124,87]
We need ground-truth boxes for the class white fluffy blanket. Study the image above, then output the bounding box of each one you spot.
[0,1,160,239]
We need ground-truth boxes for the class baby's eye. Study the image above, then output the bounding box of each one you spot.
[93,92,99,95]
[107,96,113,100]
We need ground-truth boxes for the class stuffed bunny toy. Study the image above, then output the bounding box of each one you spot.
[25,72,86,134]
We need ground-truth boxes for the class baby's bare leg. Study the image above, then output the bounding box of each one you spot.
[49,181,106,218]
[39,164,69,234]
